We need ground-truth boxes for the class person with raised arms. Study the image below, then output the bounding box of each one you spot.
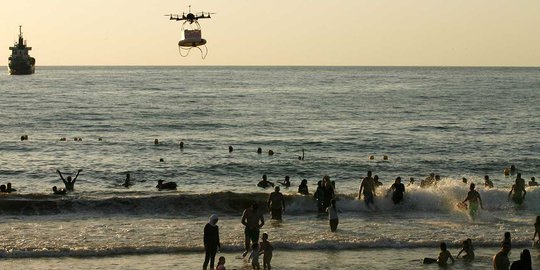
[57,169,82,191]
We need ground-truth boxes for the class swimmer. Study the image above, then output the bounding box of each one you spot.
[257,174,274,188]
[298,149,304,160]
[268,150,274,156]
[257,147,262,154]
[123,173,132,188]
[508,173,526,205]
[0,185,7,193]
[6,182,16,193]
[462,177,468,184]
[279,176,291,187]
[456,239,475,261]
[462,183,484,218]
[52,186,67,195]
[57,169,82,192]
[529,177,538,187]
[388,177,405,204]
[326,199,340,232]
[179,141,184,149]
[260,233,273,270]
[484,175,494,188]
[421,173,435,188]
[510,165,516,175]
[358,171,376,209]
[154,139,159,145]
[267,186,285,220]
[408,177,415,186]
[423,242,455,266]
[228,145,233,153]
[297,179,309,195]
[502,232,512,250]
[156,180,177,190]
[533,216,540,247]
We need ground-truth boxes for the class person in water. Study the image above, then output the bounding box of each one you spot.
[326,199,340,232]
[203,214,221,270]
[529,177,538,187]
[314,180,326,212]
[57,169,82,191]
[424,242,455,266]
[462,183,484,217]
[267,186,285,220]
[508,173,526,205]
[52,186,67,195]
[493,243,511,270]
[502,232,512,250]
[123,173,132,188]
[241,203,265,257]
[156,180,177,190]
[484,175,494,188]
[388,177,405,204]
[456,239,475,261]
[533,216,540,247]
[297,179,309,195]
[359,171,376,209]
[510,249,532,270]
[260,232,273,270]
[278,175,291,187]
[6,183,16,193]
[257,174,274,188]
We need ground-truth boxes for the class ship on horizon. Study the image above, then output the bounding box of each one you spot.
[8,26,35,75]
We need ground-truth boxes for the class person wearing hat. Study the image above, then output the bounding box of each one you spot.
[203,214,221,270]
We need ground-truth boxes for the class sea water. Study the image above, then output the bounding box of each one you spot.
[0,67,539,269]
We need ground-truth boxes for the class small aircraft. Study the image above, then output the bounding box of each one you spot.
[165,6,214,59]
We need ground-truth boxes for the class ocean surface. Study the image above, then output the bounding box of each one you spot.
[0,66,539,269]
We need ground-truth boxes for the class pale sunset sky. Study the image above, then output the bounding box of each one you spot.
[2,0,539,66]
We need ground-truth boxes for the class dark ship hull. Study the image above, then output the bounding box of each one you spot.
[8,57,35,75]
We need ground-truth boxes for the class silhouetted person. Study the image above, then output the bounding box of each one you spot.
[203,214,221,270]
[156,180,177,190]
[57,169,82,191]
[485,175,494,188]
[6,182,16,193]
[267,186,285,220]
[508,173,526,205]
[298,179,309,195]
[241,203,264,257]
[279,176,291,187]
[257,174,274,188]
[529,177,538,187]
[52,186,67,195]
[388,177,405,204]
[123,173,132,188]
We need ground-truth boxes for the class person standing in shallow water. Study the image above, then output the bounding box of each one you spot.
[241,203,265,257]
[267,186,285,220]
[359,171,376,209]
[326,199,340,232]
[462,183,484,218]
[388,177,405,204]
[203,214,221,270]
[508,173,526,205]
[57,169,82,191]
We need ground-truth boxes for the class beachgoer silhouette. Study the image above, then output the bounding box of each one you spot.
[260,233,273,270]
[485,175,494,188]
[6,182,16,193]
[424,242,454,266]
[508,173,526,205]
[359,171,376,209]
[241,203,264,257]
[298,179,309,195]
[257,174,274,188]
[326,199,340,232]
[279,176,291,187]
[123,173,132,188]
[388,177,405,204]
[267,186,285,220]
[493,243,511,270]
[529,177,538,187]
[156,180,177,190]
[57,169,82,191]
[510,249,532,270]
[203,214,221,270]
[52,186,67,195]
[456,239,475,261]
[462,183,484,217]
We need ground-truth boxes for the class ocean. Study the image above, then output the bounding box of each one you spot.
[0,66,539,269]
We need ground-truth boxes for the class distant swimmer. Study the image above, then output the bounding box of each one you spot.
[529,177,538,187]
[6,182,16,193]
[123,173,132,188]
[268,150,274,156]
[179,141,184,149]
[510,164,517,175]
[358,171,376,209]
[508,173,526,205]
[493,243,511,270]
[421,173,435,188]
[462,177,468,184]
[154,139,159,145]
[279,176,291,187]
[423,242,455,266]
[257,174,274,188]
[52,186,67,195]
[388,177,405,204]
[57,169,82,191]
[297,179,309,195]
[257,147,262,154]
[456,239,475,261]
[0,185,7,193]
[228,145,233,153]
[484,175,494,188]
[267,186,285,220]
[408,177,415,186]
[462,183,484,218]
[298,149,304,160]
[156,180,177,190]
[241,203,264,257]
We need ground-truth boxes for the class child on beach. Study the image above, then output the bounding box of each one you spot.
[216,256,226,270]
[456,239,475,261]
[260,233,274,270]
[249,242,260,270]
[533,216,540,247]
[326,199,340,232]
[423,242,455,266]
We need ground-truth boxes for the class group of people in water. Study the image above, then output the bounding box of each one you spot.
[423,219,539,270]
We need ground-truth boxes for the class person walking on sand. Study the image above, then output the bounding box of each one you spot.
[462,183,484,218]
[359,171,376,209]
[203,214,221,270]
[267,186,285,220]
[241,203,265,257]
[493,243,511,270]
[57,169,82,191]
[260,232,273,270]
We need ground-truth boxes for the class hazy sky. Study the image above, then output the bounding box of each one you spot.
[2,0,539,66]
